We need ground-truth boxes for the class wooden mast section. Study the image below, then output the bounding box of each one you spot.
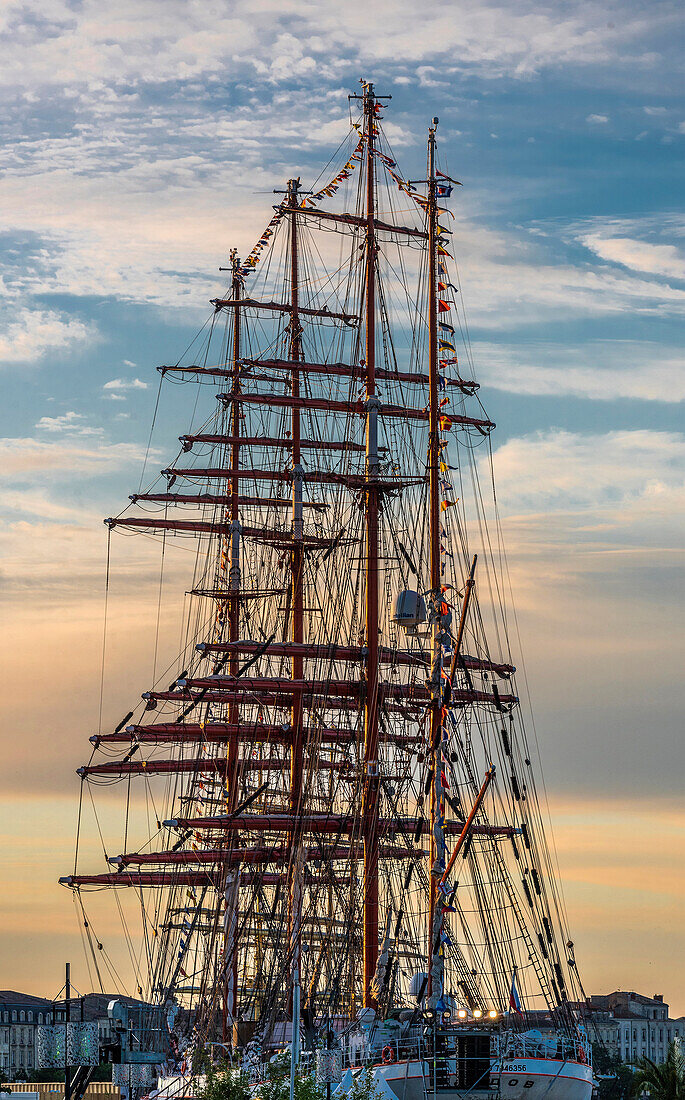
[426,119,445,1007]
[223,248,242,1039]
[287,175,305,1012]
[361,79,381,1010]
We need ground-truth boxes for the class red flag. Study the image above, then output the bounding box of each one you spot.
[438,300,450,313]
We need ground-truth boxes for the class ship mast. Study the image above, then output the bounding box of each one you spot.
[426,118,446,1008]
[287,175,305,1020]
[223,248,242,1039]
[63,89,572,1042]
[362,79,380,1009]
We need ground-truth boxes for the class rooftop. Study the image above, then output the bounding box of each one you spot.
[0,991,52,1008]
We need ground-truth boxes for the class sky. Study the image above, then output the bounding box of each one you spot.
[0,0,684,1015]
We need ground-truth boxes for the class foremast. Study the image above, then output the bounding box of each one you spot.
[360,79,383,1011]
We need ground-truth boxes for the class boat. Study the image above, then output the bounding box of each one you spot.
[58,81,594,1100]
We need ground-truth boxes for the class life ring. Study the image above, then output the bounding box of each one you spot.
[382,1046,395,1064]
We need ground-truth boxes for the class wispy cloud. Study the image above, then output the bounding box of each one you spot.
[35,411,103,435]
[474,340,685,402]
[490,427,685,515]
[0,0,674,93]
[103,377,148,391]
[579,232,685,279]
[0,435,150,479]
[586,113,609,123]
[0,308,95,364]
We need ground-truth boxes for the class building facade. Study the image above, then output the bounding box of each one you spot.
[0,992,63,1079]
[0,991,153,1080]
[589,992,685,1064]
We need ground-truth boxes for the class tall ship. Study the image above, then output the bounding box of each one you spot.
[59,83,594,1100]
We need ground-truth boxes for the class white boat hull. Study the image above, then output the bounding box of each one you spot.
[369,1056,593,1100]
[497,1057,593,1100]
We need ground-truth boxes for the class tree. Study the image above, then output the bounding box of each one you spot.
[597,1064,635,1100]
[592,1043,635,1100]
[196,1062,251,1100]
[257,1052,323,1100]
[26,1068,66,1083]
[632,1043,685,1100]
[349,1067,382,1100]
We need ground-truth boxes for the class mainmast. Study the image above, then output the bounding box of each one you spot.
[224,248,242,1038]
[426,119,446,1008]
[361,79,381,1009]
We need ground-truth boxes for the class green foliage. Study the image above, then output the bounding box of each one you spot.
[592,1042,635,1100]
[631,1043,685,1100]
[593,1044,622,1076]
[26,1068,66,1083]
[91,1062,113,1082]
[349,1067,382,1100]
[256,1052,323,1100]
[196,1062,251,1100]
[596,1064,635,1100]
[23,1064,110,1085]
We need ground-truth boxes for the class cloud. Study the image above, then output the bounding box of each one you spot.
[643,105,667,115]
[0,435,150,480]
[35,411,103,435]
[103,377,148,391]
[586,113,609,123]
[490,427,685,515]
[0,0,674,93]
[474,340,685,402]
[0,308,95,364]
[446,216,685,328]
[579,232,685,279]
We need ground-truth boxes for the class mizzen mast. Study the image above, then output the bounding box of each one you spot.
[286,174,305,1020]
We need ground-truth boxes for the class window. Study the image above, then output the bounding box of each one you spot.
[11,1012,16,1023]
[27,1052,33,1069]
[27,1012,32,1023]
[19,1011,25,1023]
[38,1014,43,1025]
[642,1029,647,1041]
[660,1029,664,1042]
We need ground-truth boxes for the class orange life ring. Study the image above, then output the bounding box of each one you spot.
[382,1046,395,1064]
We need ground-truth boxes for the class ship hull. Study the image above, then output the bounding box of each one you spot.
[370,1057,593,1100]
